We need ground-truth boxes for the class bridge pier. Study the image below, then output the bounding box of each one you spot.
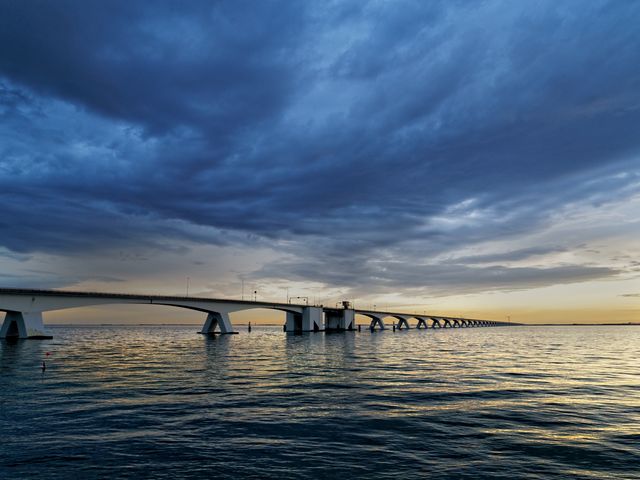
[285,312,302,332]
[286,306,323,333]
[416,317,427,329]
[369,316,386,330]
[200,311,236,335]
[396,316,410,330]
[324,308,355,331]
[0,311,52,339]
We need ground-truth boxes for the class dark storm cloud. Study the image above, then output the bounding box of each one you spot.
[0,0,303,135]
[0,0,639,292]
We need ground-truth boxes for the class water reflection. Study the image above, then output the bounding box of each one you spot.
[203,333,232,378]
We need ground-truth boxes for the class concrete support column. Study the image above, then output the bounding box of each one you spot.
[369,316,386,330]
[200,311,235,334]
[302,307,323,332]
[285,312,302,332]
[342,309,355,330]
[325,309,355,331]
[397,317,410,330]
[324,311,339,330]
[416,318,427,329]
[0,311,51,339]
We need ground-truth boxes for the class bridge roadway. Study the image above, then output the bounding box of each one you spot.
[0,288,516,339]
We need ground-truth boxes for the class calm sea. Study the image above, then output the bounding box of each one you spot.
[1,325,639,479]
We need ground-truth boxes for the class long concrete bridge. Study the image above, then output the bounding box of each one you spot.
[0,288,517,339]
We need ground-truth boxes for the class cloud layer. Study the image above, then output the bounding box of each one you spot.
[0,1,639,300]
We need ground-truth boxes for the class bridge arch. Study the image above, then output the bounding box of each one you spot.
[357,312,413,330]
[402,316,429,329]
[356,312,386,330]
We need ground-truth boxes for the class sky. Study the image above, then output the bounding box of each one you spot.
[0,0,639,324]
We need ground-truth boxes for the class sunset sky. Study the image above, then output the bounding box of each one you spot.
[1,1,638,324]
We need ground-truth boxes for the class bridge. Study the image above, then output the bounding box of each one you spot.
[0,288,517,339]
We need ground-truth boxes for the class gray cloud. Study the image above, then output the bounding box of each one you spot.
[255,255,621,297]
[0,271,123,290]
[444,247,568,265]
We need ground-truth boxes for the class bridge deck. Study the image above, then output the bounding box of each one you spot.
[0,288,308,309]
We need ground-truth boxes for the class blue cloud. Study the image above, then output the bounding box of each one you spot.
[0,1,638,293]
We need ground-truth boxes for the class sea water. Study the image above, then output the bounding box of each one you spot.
[1,325,639,479]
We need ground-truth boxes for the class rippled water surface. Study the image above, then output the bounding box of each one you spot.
[2,325,640,479]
